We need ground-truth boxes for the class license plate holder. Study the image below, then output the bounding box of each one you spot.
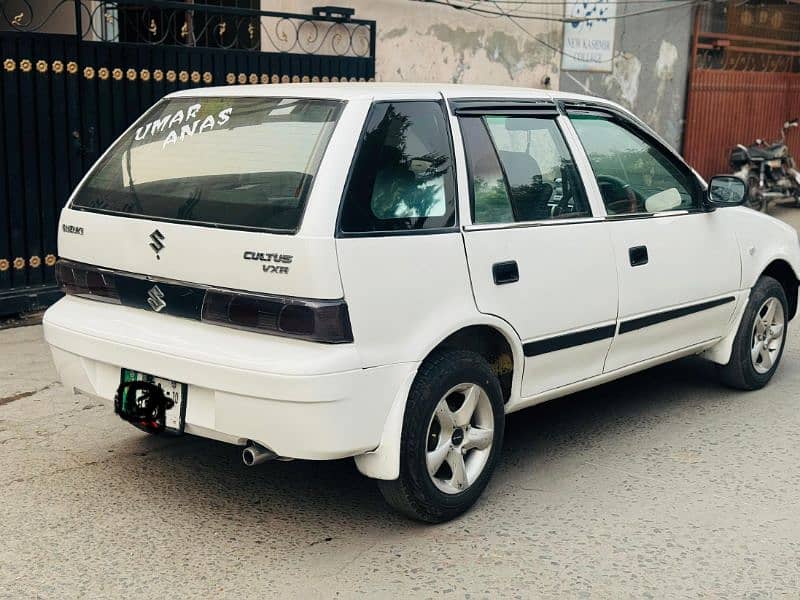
[119,369,187,434]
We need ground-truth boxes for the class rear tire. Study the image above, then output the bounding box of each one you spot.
[377,350,505,523]
[718,276,788,390]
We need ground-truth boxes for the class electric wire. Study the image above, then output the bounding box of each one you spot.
[411,0,703,23]
[411,0,707,64]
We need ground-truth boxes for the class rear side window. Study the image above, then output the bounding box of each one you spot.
[461,115,590,225]
[71,97,343,232]
[339,101,456,234]
[459,118,514,224]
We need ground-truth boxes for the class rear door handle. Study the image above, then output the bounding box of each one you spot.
[492,261,519,285]
[629,245,648,267]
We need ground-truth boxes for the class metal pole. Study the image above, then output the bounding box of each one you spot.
[680,2,702,157]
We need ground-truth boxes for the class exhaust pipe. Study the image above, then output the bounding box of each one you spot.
[242,442,277,466]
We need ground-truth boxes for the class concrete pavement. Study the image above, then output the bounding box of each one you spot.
[2,206,800,599]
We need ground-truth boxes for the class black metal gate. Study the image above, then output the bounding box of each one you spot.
[0,0,375,315]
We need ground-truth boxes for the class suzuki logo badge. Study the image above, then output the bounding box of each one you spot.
[149,229,165,259]
[147,285,166,313]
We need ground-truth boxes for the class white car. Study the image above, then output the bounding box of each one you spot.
[44,84,799,522]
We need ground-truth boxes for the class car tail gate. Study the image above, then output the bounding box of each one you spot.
[56,95,349,338]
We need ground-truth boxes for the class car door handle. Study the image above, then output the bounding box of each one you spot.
[492,261,519,285]
[629,245,648,267]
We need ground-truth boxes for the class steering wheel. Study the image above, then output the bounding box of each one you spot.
[596,174,642,214]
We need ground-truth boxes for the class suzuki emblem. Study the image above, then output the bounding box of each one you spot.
[149,229,165,259]
[147,285,166,313]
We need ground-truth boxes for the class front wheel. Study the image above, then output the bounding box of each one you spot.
[718,276,788,390]
[746,174,767,212]
[377,350,505,523]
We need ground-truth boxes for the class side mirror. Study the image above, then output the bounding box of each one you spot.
[707,175,747,208]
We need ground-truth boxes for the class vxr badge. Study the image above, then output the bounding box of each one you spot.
[147,285,166,313]
[149,229,165,259]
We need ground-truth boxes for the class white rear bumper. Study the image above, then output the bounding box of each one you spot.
[44,296,416,460]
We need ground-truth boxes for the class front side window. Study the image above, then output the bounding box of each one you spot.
[72,97,343,231]
[461,115,590,224]
[339,101,456,233]
[570,115,701,215]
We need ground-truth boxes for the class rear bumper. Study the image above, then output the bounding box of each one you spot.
[44,297,417,460]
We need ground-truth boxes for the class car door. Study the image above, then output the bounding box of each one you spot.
[565,107,740,372]
[453,102,619,398]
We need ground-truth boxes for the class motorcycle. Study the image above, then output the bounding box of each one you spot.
[729,118,800,212]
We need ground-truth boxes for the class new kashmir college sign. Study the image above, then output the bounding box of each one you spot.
[561,0,616,73]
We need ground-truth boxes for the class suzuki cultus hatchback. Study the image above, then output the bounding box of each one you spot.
[44,84,800,522]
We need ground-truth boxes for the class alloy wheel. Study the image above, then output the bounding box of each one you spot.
[425,383,494,494]
[750,296,785,374]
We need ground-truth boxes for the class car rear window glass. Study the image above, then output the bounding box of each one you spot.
[71,97,343,232]
[339,101,456,233]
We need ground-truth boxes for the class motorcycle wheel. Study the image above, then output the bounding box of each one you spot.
[746,175,767,212]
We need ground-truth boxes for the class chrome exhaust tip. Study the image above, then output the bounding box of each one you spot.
[242,442,277,467]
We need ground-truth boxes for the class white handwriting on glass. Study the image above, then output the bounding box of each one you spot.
[133,104,234,149]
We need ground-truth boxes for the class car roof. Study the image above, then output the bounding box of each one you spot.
[164,81,688,178]
[166,81,604,105]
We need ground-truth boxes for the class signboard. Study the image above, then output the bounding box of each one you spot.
[561,1,616,72]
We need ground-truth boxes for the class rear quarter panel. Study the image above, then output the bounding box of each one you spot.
[336,233,516,368]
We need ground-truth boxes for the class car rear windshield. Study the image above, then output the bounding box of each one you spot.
[71,97,343,232]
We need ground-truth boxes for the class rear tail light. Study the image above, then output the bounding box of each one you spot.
[55,259,353,343]
[201,290,353,343]
[55,260,120,304]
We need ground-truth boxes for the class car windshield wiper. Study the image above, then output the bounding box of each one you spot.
[123,146,143,213]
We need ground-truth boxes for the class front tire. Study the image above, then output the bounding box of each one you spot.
[378,350,505,523]
[746,174,767,212]
[718,276,788,390]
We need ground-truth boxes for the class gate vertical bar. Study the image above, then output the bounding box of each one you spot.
[74,0,82,44]
[0,40,8,293]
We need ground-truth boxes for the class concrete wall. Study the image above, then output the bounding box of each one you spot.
[558,2,694,150]
[276,0,692,148]
[270,0,562,89]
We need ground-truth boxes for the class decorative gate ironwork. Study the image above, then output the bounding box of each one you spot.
[683,1,800,179]
[0,0,376,315]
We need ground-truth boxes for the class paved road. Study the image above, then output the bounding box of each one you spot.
[3,206,800,599]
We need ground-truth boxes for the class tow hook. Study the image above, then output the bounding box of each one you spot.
[114,380,173,434]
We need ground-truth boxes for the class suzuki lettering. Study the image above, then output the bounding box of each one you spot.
[149,229,165,259]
